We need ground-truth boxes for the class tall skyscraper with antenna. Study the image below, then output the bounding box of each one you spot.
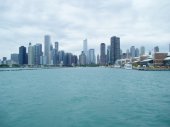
[83,39,88,64]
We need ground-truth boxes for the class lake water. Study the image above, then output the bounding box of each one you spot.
[0,67,170,127]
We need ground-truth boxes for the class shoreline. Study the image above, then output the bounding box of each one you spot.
[1,66,170,72]
[134,68,170,71]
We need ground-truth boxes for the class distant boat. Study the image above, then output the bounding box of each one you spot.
[124,63,132,70]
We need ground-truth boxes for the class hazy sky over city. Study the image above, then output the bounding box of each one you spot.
[0,0,170,58]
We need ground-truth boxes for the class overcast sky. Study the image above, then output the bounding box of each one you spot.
[0,0,170,59]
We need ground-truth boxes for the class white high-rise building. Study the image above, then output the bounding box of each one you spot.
[130,46,135,58]
[44,35,51,65]
[28,43,34,65]
[83,39,88,64]
[140,46,145,56]
[126,49,130,58]
[83,39,88,54]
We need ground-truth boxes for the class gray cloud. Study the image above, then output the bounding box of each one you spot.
[0,0,170,58]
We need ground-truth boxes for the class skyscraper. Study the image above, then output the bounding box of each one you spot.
[89,49,96,64]
[126,49,130,58]
[140,46,145,56]
[79,51,86,65]
[58,50,65,64]
[53,42,59,65]
[154,46,159,53]
[2,57,7,64]
[64,53,73,66]
[34,44,42,65]
[106,46,111,64]
[135,48,139,57]
[130,46,135,58]
[28,43,42,65]
[44,35,51,65]
[28,43,34,65]
[83,39,88,64]
[97,54,100,64]
[11,53,19,64]
[110,36,120,64]
[55,42,59,53]
[100,43,106,65]
[19,46,27,65]
[83,39,88,54]
[52,48,57,65]
[72,55,78,66]
[169,43,170,52]
[120,49,123,58]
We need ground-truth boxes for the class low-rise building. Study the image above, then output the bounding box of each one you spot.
[140,59,153,67]
[164,57,170,66]
[153,52,168,66]
[163,52,170,66]
[140,55,149,61]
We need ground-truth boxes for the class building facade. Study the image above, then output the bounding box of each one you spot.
[55,42,59,53]
[106,46,111,64]
[34,44,42,65]
[58,50,65,65]
[11,53,19,64]
[28,43,34,65]
[135,48,139,57]
[19,46,27,65]
[100,43,106,65]
[140,46,145,56]
[110,36,120,64]
[154,46,159,53]
[130,46,135,58]
[154,53,168,66]
[83,39,89,64]
[79,51,86,65]
[44,35,51,65]
[89,49,96,64]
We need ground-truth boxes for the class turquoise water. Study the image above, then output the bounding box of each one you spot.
[0,67,170,127]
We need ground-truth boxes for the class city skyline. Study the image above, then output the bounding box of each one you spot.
[1,0,170,58]
[1,34,170,68]
[1,35,170,61]
[1,35,121,66]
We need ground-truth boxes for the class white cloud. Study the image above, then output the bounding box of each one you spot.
[0,0,170,59]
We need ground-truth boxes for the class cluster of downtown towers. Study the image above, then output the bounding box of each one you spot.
[11,35,121,66]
